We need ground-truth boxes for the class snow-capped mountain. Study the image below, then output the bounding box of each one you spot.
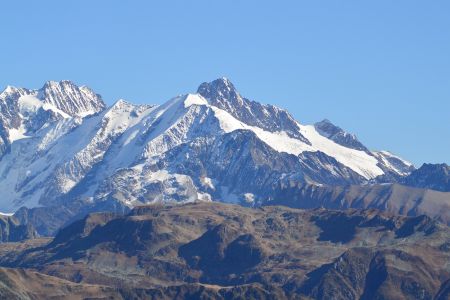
[314,119,369,151]
[0,80,105,158]
[0,78,416,213]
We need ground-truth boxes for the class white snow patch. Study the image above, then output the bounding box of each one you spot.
[378,150,413,167]
[211,106,314,154]
[77,110,97,118]
[8,126,29,142]
[244,193,255,203]
[124,129,140,146]
[200,176,215,190]
[299,125,384,179]
[184,94,208,108]
[197,192,212,202]
[18,95,70,118]
[0,212,14,217]
[207,101,384,179]
[373,150,414,176]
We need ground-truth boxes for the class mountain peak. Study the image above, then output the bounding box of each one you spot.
[415,163,449,175]
[401,163,450,192]
[216,76,235,90]
[198,76,234,88]
[112,98,131,107]
[314,119,368,152]
[0,85,28,99]
[197,77,242,106]
[197,77,309,142]
[316,118,332,125]
[42,79,75,88]
[1,85,17,95]
[38,80,105,118]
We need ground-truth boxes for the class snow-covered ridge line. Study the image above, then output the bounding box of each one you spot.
[1,80,105,118]
[0,77,414,213]
[0,80,106,145]
[378,150,413,167]
[183,93,384,179]
[372,150,414,176]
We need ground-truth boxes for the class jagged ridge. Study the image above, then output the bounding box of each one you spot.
[0,78,445,224]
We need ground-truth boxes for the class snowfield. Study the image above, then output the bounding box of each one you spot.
[0,78,413,212]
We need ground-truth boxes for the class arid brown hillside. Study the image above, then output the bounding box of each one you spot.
[0,202,449,299]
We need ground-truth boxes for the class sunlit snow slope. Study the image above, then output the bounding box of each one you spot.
[0,78,413,212]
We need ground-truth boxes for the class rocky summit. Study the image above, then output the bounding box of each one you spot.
[0,78,448,236]
[0,78,448,299]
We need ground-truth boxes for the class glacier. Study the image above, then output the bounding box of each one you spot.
[0,78,414,213]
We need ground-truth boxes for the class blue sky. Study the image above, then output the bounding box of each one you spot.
[1,1,449,166]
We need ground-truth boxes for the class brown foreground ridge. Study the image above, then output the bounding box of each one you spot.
[0,202,449,299]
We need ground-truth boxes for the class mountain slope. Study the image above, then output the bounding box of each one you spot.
[0,214,37,242]
[2,202,448,299]
[268,182,450,225]
[314,119,369,151]
[0,267,121,300]
[0,81,104,158]
[0,78,419,215]
[402,163,450,192]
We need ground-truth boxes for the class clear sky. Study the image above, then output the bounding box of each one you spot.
[1,1,449,166]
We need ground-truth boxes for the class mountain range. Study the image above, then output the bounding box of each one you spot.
[0,78,449,234]
[0,202,448,299]
[0,78,449,299]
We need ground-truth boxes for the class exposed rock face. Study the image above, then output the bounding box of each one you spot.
[314,119,368,151]
[0,78,388,213]
[0,78,448,244]
[39,80,105,117]
[12,198,129,237]
[297,150,366,184]
[402,163,450,192]
[373,150,417,179]
[269,182,450,225]
[297,247,444,300]
[0,78,447,299]
[1,202,448,299]
[0,214,37,242]
[0,80,105,159]
[13,164,450,238]
[197,78,309,142]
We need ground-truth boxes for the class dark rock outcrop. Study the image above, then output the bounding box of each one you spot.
[402,163,450,192]
[0,214,36,242]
